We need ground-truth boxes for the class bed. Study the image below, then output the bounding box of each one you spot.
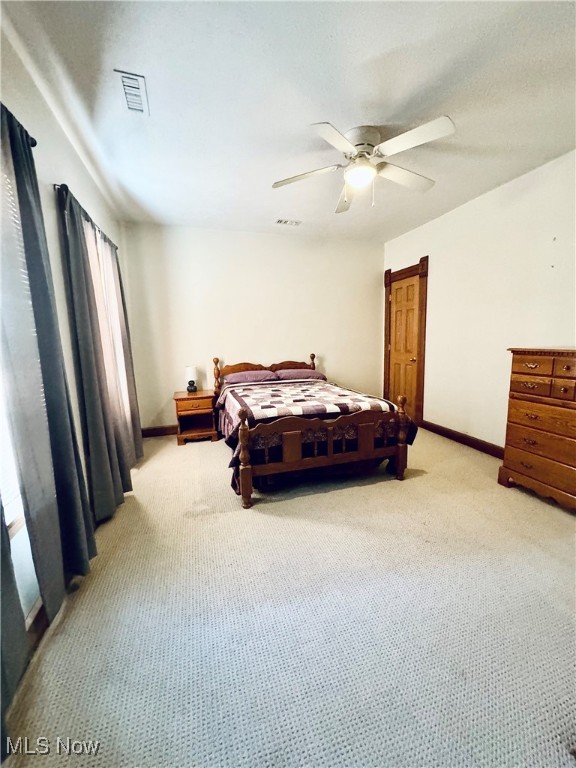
[213,354,417,508]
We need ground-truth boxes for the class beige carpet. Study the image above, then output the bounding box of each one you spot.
[6,429,576,767]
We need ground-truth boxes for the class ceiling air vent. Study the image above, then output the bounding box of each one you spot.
[276,219,302,227]
[114,69,150,115]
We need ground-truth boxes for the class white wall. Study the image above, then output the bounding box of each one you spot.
[384,150,576,447]
[122,225,384,427]
[1,31,122,448]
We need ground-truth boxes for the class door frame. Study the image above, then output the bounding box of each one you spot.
[383,255,428,425]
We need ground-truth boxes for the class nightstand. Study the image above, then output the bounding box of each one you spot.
[173,390,218,445]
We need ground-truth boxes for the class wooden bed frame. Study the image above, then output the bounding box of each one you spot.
[213,354,410,509]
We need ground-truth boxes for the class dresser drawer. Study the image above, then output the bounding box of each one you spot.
[177,396,213,413]
[510,375,551,397]
[507,399,576,439]
[551,378,576,401]
[553,357,576,379]
[503,446,576,495]
[506,424,576,467]
[512,355,553,376]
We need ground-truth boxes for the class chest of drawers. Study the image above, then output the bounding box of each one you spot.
[498,348,576,510]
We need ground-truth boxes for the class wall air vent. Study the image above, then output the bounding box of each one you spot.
[276,219,302,226]
[114,69,150,115]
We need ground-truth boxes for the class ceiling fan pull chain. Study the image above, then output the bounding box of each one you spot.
[371,179,375,207]
[344,182,348,204]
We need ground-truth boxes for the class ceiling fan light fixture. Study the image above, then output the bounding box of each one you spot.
[344,157,376,189]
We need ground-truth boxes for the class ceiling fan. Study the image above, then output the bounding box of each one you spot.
[272,116,455,213]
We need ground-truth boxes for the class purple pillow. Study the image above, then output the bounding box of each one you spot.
[275,369,327,381]
[222,370,279,385]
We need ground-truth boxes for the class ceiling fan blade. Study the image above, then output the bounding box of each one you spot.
[312,122,357,155]
[335,184,354,214]
[374,116,455,158]
[376,162,435,192]
[272,164,342,189]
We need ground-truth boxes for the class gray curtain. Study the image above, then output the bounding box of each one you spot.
[1,104,97,750]
[1,501,28,762]
[2,105,96,580]
[56,186,143,522]
[2,104,66,621]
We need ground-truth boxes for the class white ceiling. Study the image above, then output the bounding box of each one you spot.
[4,1,575,243]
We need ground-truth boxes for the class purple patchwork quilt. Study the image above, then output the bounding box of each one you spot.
[215,379,395,443]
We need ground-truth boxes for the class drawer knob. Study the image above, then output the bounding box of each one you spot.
[523,362,540,369]
[521,382,538,389]
[562,365,571,371]
[525,413,539,420]
[560,387,568,393]
[523,438,537,446]
[520,461,533,469]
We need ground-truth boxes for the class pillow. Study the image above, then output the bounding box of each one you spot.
[275,369,327,381]
[222,370,279,385]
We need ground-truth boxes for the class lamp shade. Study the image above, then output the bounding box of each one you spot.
[185,365,198,383]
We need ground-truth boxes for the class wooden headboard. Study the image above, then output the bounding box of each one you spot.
[213,353,316,393]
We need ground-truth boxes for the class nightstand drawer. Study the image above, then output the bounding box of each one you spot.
[177,397,213,412]
[510,375,551,397]
[503,446,576,495]
[512,355,553,376]
[506,423,576,466]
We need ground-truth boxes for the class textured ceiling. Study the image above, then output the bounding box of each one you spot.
[3,1,575,242]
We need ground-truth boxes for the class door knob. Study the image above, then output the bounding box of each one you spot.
[409,357,417,362]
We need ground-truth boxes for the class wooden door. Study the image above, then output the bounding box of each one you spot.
[389,275,419,415]
[384,256,428,424]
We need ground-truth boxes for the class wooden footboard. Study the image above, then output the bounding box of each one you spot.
[237,396,409,508]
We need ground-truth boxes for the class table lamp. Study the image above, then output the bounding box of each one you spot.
[185,365,198,393]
